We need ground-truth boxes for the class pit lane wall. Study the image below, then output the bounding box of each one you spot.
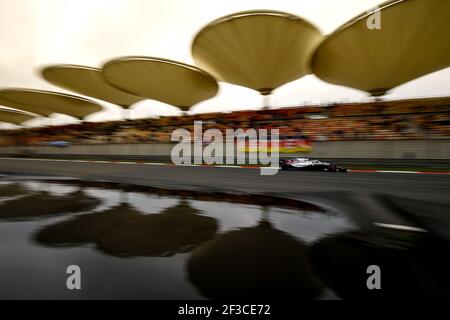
[0,140,449,164]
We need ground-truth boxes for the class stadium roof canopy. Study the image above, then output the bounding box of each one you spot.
[0,89,103,119]
[0,108,35,125]
[311,0,450,97]
[41,65,144,109]
[102,57,219,111]
[191,10,323,96]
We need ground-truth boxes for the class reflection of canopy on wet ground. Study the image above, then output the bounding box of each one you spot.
[42,65,143,109]
[311,0,450,97]
[69,181,329,213]
[0,183,31,198]
[310,230,450,299]
[192,10,322,96]
[0,89,103,119]
[0,191,100,220]
[187,220,324,299]
[102,57,219,111]
[35,200,218,257]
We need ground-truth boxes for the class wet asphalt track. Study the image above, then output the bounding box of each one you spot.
[1,158,449,230]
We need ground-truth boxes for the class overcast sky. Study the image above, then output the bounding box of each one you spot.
[1,0,449,128]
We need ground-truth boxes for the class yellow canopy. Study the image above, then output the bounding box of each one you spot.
[0,108,35,125]
[102,57,219,111]
[311,0,450,96]
[42,65,143,109]
[0,89,103,119]
[192,10,322,95]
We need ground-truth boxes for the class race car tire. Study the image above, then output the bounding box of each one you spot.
[328,165,337,172]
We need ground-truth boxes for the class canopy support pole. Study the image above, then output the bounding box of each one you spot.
[262,94,270,110]
[122,108,131,121]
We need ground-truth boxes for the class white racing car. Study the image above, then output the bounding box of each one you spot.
[279,158,348,172]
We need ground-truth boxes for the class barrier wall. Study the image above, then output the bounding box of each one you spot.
[0,140,449,161]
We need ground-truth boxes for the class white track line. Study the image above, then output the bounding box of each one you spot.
[374,223,428,233]
[376,170,418,174]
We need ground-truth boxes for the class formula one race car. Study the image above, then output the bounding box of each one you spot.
[279,158,348,172]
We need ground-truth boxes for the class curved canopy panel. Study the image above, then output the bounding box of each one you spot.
[0,96,50,117]
[311,0,450,96]
[0,89,103,119]
[42,65,143,109]
[102,57,219,111]
[192,10,323,95]
[0,109,35,125]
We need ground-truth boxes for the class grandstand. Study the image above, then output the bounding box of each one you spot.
[1,96,449,147]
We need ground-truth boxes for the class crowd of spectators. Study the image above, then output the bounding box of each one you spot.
[1,97,449,146]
